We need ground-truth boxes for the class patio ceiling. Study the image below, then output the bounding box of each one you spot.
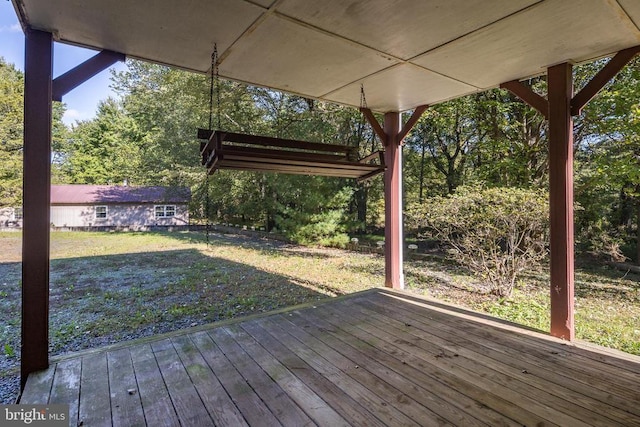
[11,0,640,112]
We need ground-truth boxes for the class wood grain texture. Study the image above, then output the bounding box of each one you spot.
[19,289,640,426]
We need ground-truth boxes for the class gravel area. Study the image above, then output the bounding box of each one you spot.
[0,231,384,404]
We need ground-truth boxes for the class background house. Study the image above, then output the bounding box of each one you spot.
[50,185,190,230]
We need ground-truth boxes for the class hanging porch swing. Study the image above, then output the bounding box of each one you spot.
[197,46,385,183]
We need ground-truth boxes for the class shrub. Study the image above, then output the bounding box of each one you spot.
[406,186,549,297]
[276,187,353,248]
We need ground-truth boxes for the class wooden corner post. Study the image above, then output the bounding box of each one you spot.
[22,29,53,388]
[547,63,575,340]
[361,106,427,290]
[384,112,403,289]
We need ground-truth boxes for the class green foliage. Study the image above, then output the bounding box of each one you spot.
[3,343,15,358]
[276,181,354,247]
[407,186,549,296]
[574,56,640,261]
[0,59,24,207]
[0,57,68,206]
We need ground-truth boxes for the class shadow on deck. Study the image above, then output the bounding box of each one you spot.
[20,289,640,426]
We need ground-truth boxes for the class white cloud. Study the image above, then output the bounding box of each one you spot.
[62,109,91,126]
[0,23,21,33]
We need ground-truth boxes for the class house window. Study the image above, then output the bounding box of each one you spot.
[95,206,108,219]
[155,205,176,218]
[13,208,23,221]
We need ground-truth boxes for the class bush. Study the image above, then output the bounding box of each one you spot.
[407,186,549,297]
[276,187,353,248]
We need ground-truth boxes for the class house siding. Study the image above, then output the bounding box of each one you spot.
[50,204,188,229]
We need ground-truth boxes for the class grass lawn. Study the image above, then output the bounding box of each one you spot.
[1,230,639,403]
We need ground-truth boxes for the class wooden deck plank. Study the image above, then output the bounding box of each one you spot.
[375,291,640,386]
[290,308,557,427]
[331,298,634,427]
[19,365,55,404]
[107,348,146,427]
[275,308,506,427]
[129,344,180,427]
[241,319,389,427]
[369,291,640,404]
[207,327,315,427]
[49,358,81,426]
[285,311,478,427]
[190,330,282,427]
[265,312,519,427]
[225,324,349,426]
[315,302,595,427]
[150,339,213,426]
[171,334,249,427]
[360,294,640,424]
[78,353,111,427]
[19,288,640,427]
[258,316,428,427]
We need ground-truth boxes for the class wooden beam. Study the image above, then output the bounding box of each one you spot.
[500,80,549,119]
[547,62,575,341]
[52,50,125,101]
[22,29,53,389]
[384,111,403,289]
[398,105,428,142]
[360,108,387,144]
[216,131,353,154]
[571,45,640,115]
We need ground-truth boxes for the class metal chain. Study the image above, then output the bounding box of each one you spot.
[214,45,221,129]
[208,47,215,130]
[208,44,222,130]
[360,84,368,109]
[205,174,210,247]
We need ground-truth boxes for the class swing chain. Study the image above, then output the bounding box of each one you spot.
[208,44,222,130]
[214,45,221,130]
[360,83,368,110]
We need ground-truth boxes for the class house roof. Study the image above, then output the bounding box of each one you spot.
[11,0,640,113]
[50,185,191,204]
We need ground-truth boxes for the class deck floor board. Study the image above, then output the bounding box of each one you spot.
[19,288,640,427]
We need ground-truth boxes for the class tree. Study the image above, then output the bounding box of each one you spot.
[0,57,68,206]
[575,57,640,262]
[0,58,23,207]
[407,187,549,297]
[62,98,146,185]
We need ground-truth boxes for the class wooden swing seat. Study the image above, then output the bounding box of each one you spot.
[198,129,385,182]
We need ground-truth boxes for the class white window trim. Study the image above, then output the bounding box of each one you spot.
[95,205,108,219]
[155,205,176,218]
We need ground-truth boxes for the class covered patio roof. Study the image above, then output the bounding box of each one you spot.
[12,0,640,393]
[12,0,640,112]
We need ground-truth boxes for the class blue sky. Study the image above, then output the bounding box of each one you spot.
[0,0,127,126]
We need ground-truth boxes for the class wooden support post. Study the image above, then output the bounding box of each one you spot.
[547,63,575,340]
[361,106,427,289]
[21,29,53,388]
[384,111,403,289]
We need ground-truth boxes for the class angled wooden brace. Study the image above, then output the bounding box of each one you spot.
[501,44,640,118]
[52,50,126,101]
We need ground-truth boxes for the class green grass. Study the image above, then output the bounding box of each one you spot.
[0,229,638,387]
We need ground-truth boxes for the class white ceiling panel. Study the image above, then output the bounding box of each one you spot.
[12,0,640,112]
[21,0,267,72]
[325,64,478,112]
[413,0,640,89]
[276,0,540,60]
[618,0,640,31]
[219,14,398,98]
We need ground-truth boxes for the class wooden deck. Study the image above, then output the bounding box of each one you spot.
[20,288,640,426]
